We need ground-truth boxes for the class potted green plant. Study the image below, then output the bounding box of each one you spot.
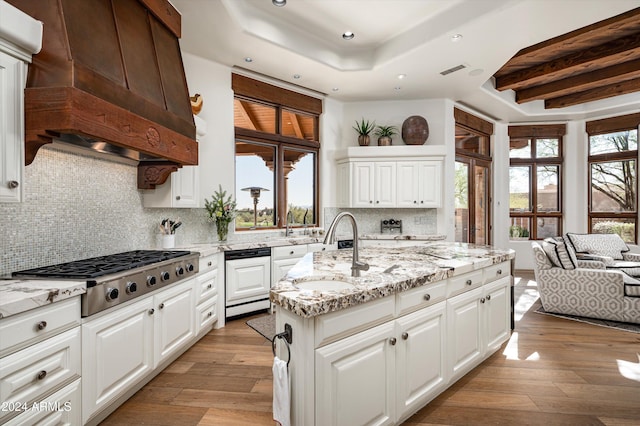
[205,185,238,242]
[353,118,376,146]
[374,125,398,146]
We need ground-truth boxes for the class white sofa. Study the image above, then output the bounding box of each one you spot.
[532,241,640,324]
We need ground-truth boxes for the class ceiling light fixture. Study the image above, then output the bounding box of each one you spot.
[397,74,406,80]
[332,87,339,92]
[244,57,253,63]
[342,31,355,40]
[394,86,402,91]
[272,0,286,6]
[450,34,463,42]
[293,74,301,79]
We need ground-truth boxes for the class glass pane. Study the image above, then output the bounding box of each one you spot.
[284,149,316,227]
[509,138,531,158]
[536,217,559,239]
[537,165,559,211]
[589,130,638,155]
[282,110,317,141]
[455,126,489,156]
[454,162,469,243]
[235,141,276,228]
[590,160,636,212]
[234,98,276,134]
[536,138,559,158]
[509,166,531,212]
[509,217,530,240]
[474,165,489,245]
[591,218,636,243]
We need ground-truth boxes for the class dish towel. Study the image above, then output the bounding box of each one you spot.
[273,356,291,426]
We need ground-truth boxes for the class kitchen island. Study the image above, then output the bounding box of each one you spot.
[270,241,515,425]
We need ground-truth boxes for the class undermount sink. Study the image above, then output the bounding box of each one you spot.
[296,280,354,292]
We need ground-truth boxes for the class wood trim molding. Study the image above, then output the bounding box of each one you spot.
[586,112,640,135]
[508,124,567,138]
[232,74,323,115]
[454,108,494,135]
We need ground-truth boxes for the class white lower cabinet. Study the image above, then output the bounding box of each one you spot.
[315,301,447,425]
[154,279,196,367]
[5,378,81,426]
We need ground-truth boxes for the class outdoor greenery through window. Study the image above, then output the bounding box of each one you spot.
[587,128,638,243]
[508,125,565,240]
[232,74,321,231]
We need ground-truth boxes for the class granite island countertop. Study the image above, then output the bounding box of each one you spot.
[270,241,515,318]
[0,279,86,319]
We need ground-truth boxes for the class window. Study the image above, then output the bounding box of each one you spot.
[586,113,640,243]
[232,74,321,231]
[508,125,565,240]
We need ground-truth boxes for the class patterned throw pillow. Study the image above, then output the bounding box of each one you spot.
[542,237,578,269]
[566,233,629,260]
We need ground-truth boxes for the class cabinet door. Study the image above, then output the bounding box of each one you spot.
[154,279,196,367]
[272,257,302,285]
[352,162,375,207]
[396,162,419,208]
[396,301,447,422]
[418,161,442,207]
[375,162,396,207]
[82,298,154,423]
[0,52,25,203]
[483,277,511,354]
[446,286,483,383]
[225,256,271,305]
[336,162,351,208]
[316,321,396,426]
[172,166,199,207]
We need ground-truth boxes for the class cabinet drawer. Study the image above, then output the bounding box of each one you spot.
[307,243,337,253]
[484,261,510,284]
[396,281,446,316]
[199,254,218,273]
[0,297,80,358]
[0,327,80,423]
[196,296,218,335]
[196,269,218,305]
[447,270,483,298]
[272,245,307,260]
[4,378,81,426]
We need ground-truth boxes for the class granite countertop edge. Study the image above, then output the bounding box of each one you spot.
[0,280,87,320]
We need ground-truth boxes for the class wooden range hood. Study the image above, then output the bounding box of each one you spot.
[8,0,198,189]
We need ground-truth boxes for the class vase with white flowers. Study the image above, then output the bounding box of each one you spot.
[205,185,237,242]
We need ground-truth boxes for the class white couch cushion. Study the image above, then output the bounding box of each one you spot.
[566,233,629,260]
[543,237,578,269]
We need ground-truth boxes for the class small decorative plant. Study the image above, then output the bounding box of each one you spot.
[375,125,398,146]
[205,185,238,241]
[353,118,376,146]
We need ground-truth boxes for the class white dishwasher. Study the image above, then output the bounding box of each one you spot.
[224,247,271,319]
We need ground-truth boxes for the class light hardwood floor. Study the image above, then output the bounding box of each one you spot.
[101,272,640,425]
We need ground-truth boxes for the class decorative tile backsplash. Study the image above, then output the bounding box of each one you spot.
[0,146,216,276]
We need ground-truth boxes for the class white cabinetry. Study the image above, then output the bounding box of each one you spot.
[336,146,445,209]
[195,253,220,333]
[396,161,442,208]
[271,245,308,285]
[0,297,80,424]
[154,280,196,367]
[0,2,42,203]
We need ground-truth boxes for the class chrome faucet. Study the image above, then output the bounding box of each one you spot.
[323,212,369,277]
[285,211,294,236]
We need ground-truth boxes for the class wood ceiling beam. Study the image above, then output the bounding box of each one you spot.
[290,114,304,139]
[236,100,258,130]
[545,77,640,109]
[495,32,640,91]
[516,58,640,103]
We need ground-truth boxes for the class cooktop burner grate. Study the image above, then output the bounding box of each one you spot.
[12,250,192,279]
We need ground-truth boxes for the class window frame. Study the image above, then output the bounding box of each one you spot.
[508,124,565,241]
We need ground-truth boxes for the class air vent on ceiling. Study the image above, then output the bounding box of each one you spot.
[440,64,467,76]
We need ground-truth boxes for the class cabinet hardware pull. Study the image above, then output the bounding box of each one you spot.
[207,312,212,317]
[148,308,155,315]
[421,200,424,204]
[486,294,491,301]
[159,303,165,309]
[36,370,47,380]
[401,332,409,340]
[480,297,486,303]
[207,284,212,289]
[8,180,19,189]
[423,294,431,301]
[389,337,397,345]
[175,195,181,200]
[369,200,373,204]
[290,251,294,255]
[376,200,380,204]
[497,269,502,275]
[466,279,472,285]
[414,200,417,204]
[207,261,212,267]
[36,321,47,331]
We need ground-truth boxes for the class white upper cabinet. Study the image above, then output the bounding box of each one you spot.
[0,2,42,203]
[337,146,445,209]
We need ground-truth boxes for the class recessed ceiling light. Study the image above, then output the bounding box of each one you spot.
[272,0,286,6]
[451,34,463,42]
[397,74,406,80]
[244,57,253,63]
[342,31,355,40]
[394,86,402,91]
[332,87,339,92]
[469,68,484,76]
[293,74,301,79]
